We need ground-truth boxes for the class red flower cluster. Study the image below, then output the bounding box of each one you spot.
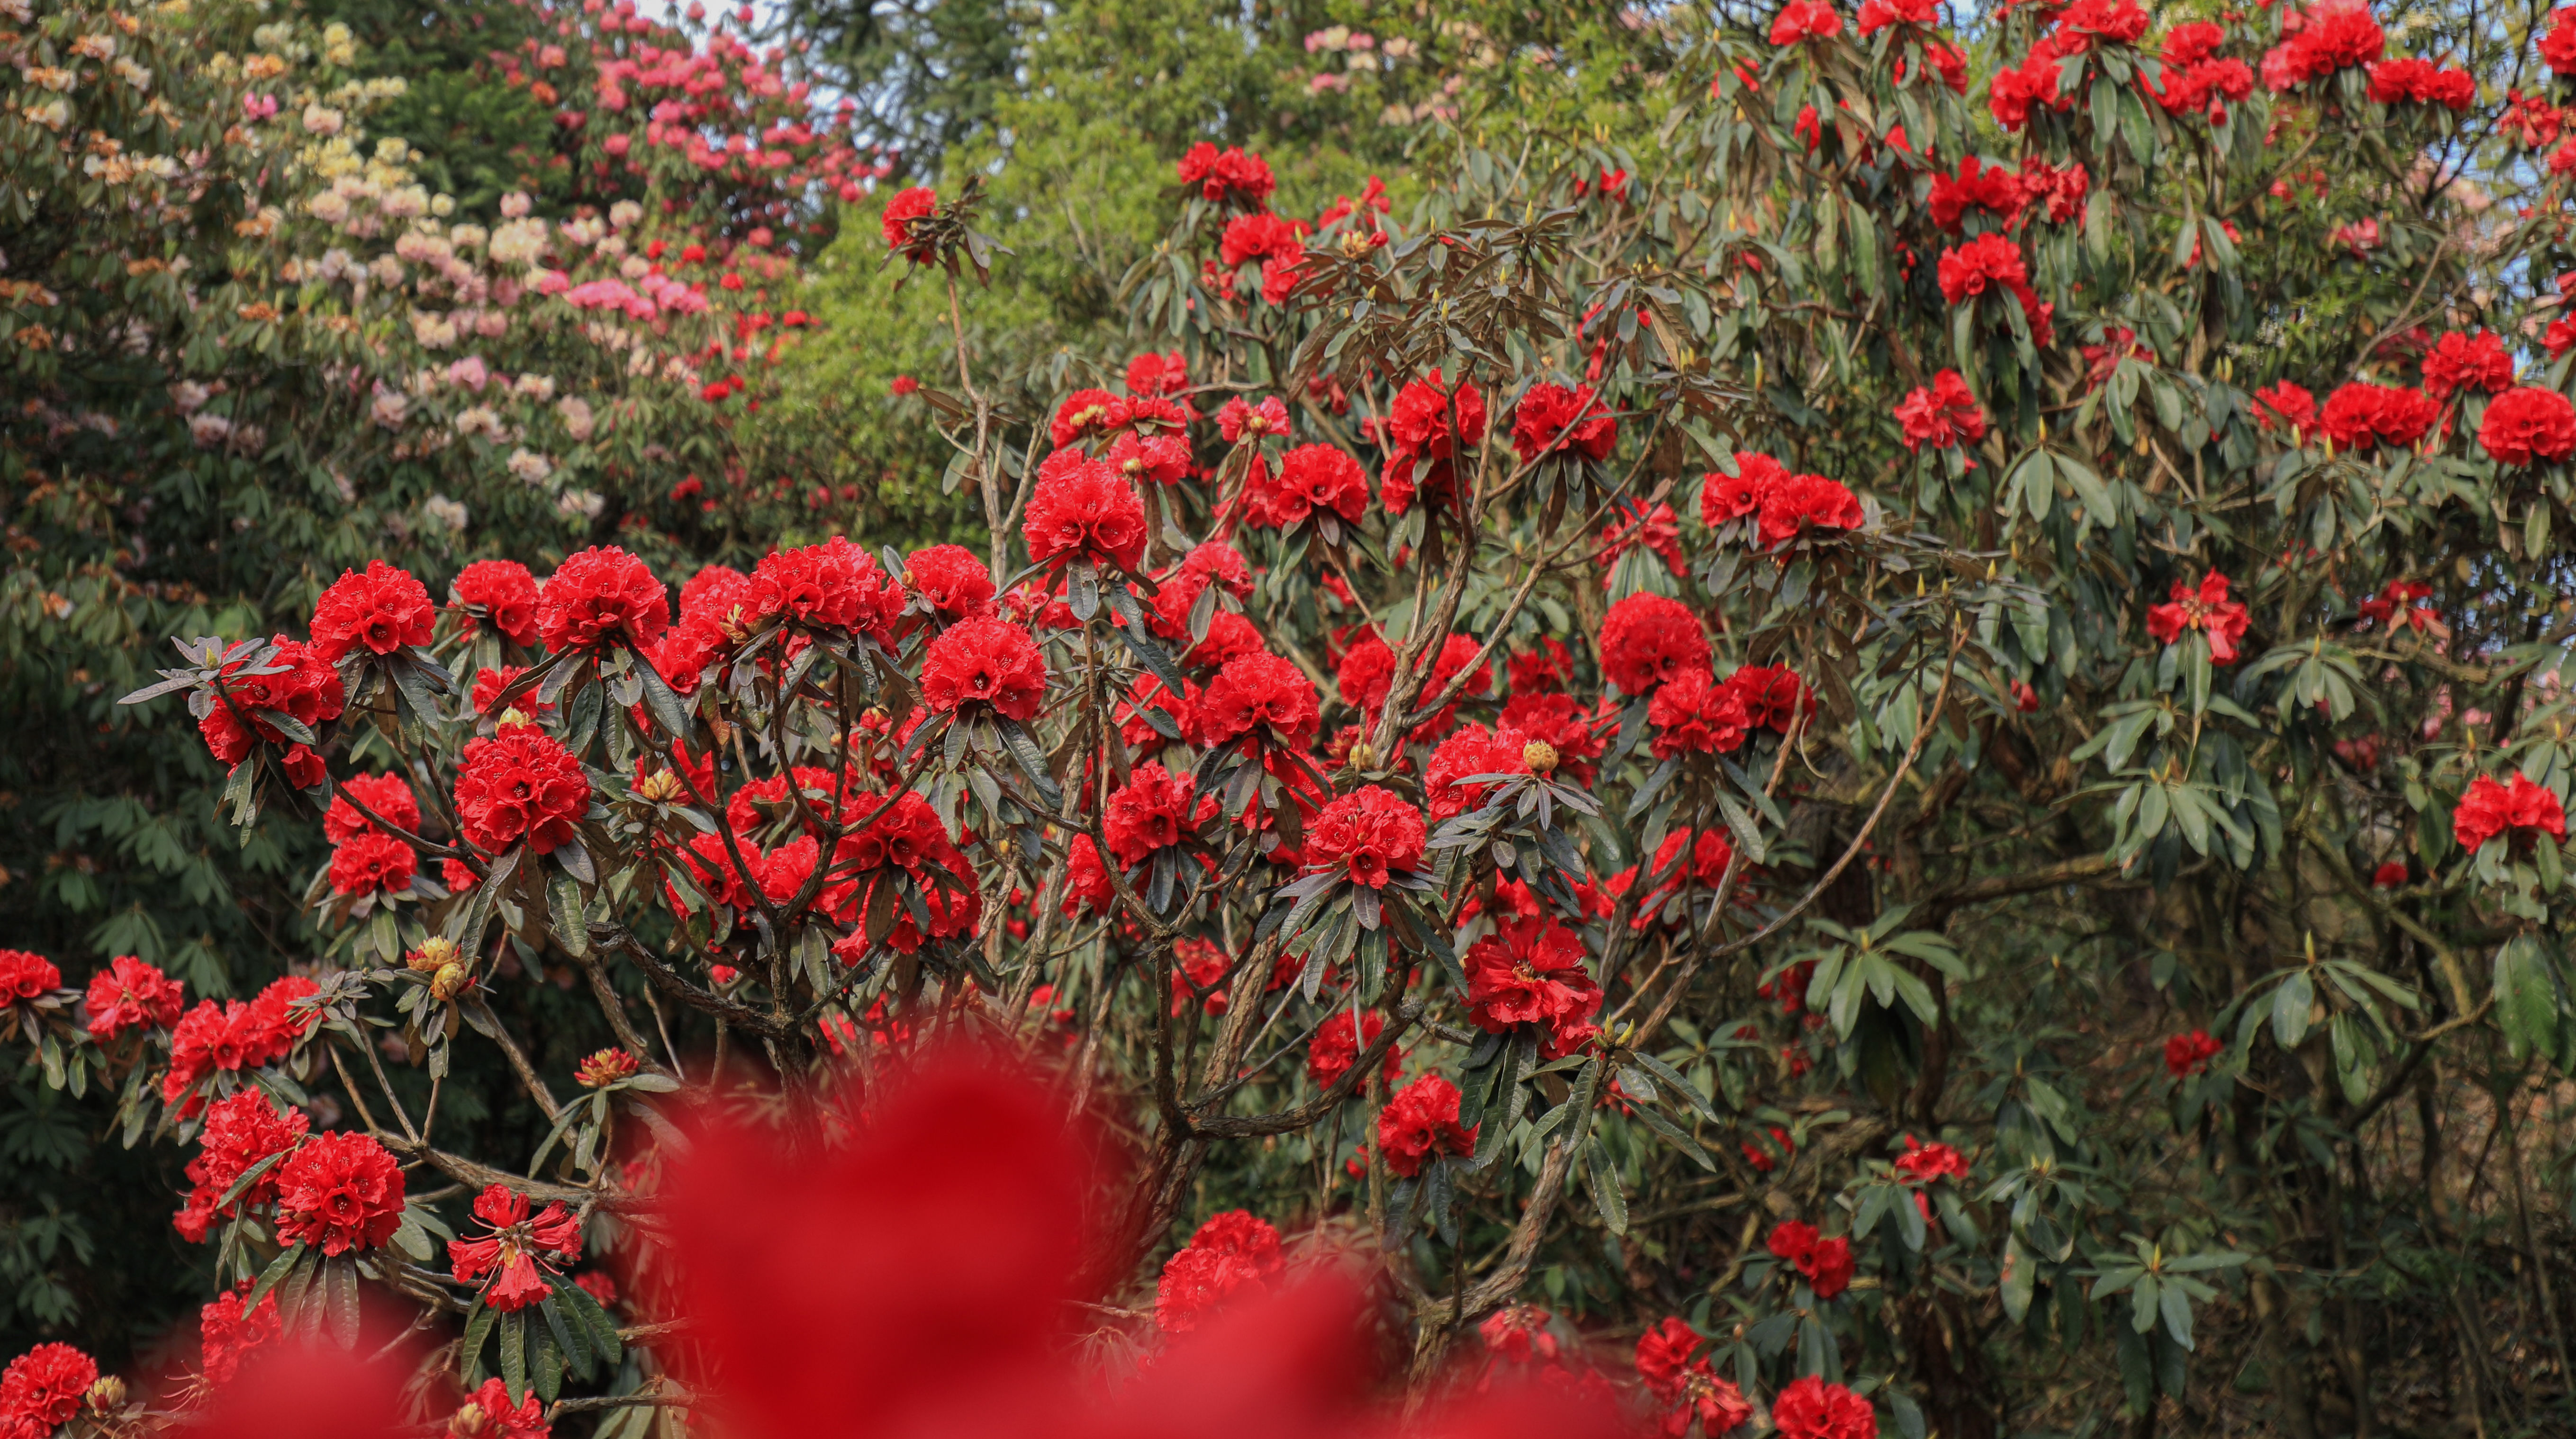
[1308,1008,1396,1089]
[881,185,936,259]
[0,1343,95,1439]
[308,560,434,663]
[1767,1220,1856,1298]
[1176,143,1275,205]
[2145,571,2253,664]
[324,772,419,843]
[327,832,416,897]
[1620,829,1740,927]
[1103,761,1215,868]
[2149,23,2255,121]
[905,544,999,621]
[1598,594,1711,696]
[1597,500,1684,582]
[197,635,347,781]
[537,545,671,652]
[1934,234,2053,344]
[1335,632,1491,732]
[1772,1375,1878,1439]
[2262,0,2383,90]
[1636,1317,1753,1438]
[83,955,182,1039]
[1699,452,1865,548]
[1990,36,2077,129]
[2252,381,2316,432]
[1025,450,1148,573]
[1647,667,1752,757]
[1510,382,1618,464]
[0,950,57,1005]
[2478,387,2576,466]
[2454,773,2569,851]
[273,1129,406,1255]
[1304,785,1426,888]
[1894,369,1986,450]
[2421,331,2514,398]
[1769,0,1841,43]
[1464,917,1603,1058]
[449,1184,584,1312]
[1219,213,1309,304]
[919,618,1048,720]
[2164,1028,2223,1077]
[1155,1210,1283,1333]
[2359,579,2437,631]
[1219,395,1290,444]
[164,977,320,1104]
[1246,443,1370,529]
[2368,56,2475,107]
[451,559,542,648]
[1426,724,1534,820]
[1196,651,1321,750]
[455,725,591,854]
[197,1285,281,1385]
[1381,371,1487,513]
[751,537,906,639]
[1893,1134,1971,1185]
[173,1088,308,1241]
[460,1378,550,1439]
[1379,1073,1476,1177]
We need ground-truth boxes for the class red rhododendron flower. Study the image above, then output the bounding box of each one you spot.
[881,185,936,257]
[308,560,434,663]
[2263,0,2383,90]
[455,725,592,854]
[1049,388,1130,450]
[905,544,999,620]
[162,980,320,1107]
[324,772,419,844]
[327,831,417,897]
[1103,761,1215,868]
[1128,350,1191,396]
[0,1343,95,1437]
[1500,692,1609,782]
[2422,331,2514,398]
[1771,1375,1878,1439]
[1766,1220,1856,1298]
[451,560,542,648]
[1893,1134,1971,1184]
[1769,0,1842,43]
[2545,6,2576,73]
[1378,1072,1476,1177]
[1990,37,2076,129]
[1426,724,1532,820]
[1935,233,2026,303]
[2252,381,2316,432]
[1725,665,1811,732]
[2020,158,2090,223]
[2370,56,2476,107]
[1510,382,1618,463]
[1382,370,1488,511]
[2372,860,2410,887]
[175,1089,308,1239]
[1024,450,1148,573]
[1219,396,1291,444]
[196,635,347,768]
[919,618,1048,720]
[1219,213,1309,303]
[272,1129,406,1255]
[1106,430,1192,487]
[198,1286,282,1385]
[0,949,60,1003]
[751,537,906,639]
[2164,1028,2223,1076]
[1649,667,1753,757]
[2145,571,2253,663]
[1196,651,1321,751]
[1856,0,1934,31]
[1926,157,2025,231]
[1894,369,1986,450]
[1598,500,1684,581]
[449,1184,583,1313]
[2454,773,2569,851]
[1757,472,1864,547]
[1464,917,1603,1058]
[1250,444,1371,528]
[84,954,181,1039]
[1600,594,1711,696]
[2056,0,2149,48]
[1176,143,1276,205]
[1308,1009,1396,1089]
[1155,1209,1284,1333]
[2478,387,2576,466]
[537,545,671,652]
[1304,785,1426,888]
[1700,452,1787,526]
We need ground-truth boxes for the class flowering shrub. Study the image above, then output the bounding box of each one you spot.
[11,0,2576,1434]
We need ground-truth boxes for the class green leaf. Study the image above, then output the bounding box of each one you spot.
[2494,934,2562,1062]
[2271,970,2314,1049]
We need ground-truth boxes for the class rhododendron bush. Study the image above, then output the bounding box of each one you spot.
[14,0,2576,1433]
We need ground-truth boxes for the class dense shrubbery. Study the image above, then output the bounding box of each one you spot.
[11,0,2576,1435]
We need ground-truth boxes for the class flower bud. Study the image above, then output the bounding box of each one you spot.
[497,706,533,728]
[430,962,468,1001]
[576,1047,640,1088]
[1521,740,1559,775]
[634,768,687,802]
[1338,229,1376,260]
[87,1376,126,1412]
[451,1402,489,1437]
[407,936,458,973]
[1346,741,1378,771]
